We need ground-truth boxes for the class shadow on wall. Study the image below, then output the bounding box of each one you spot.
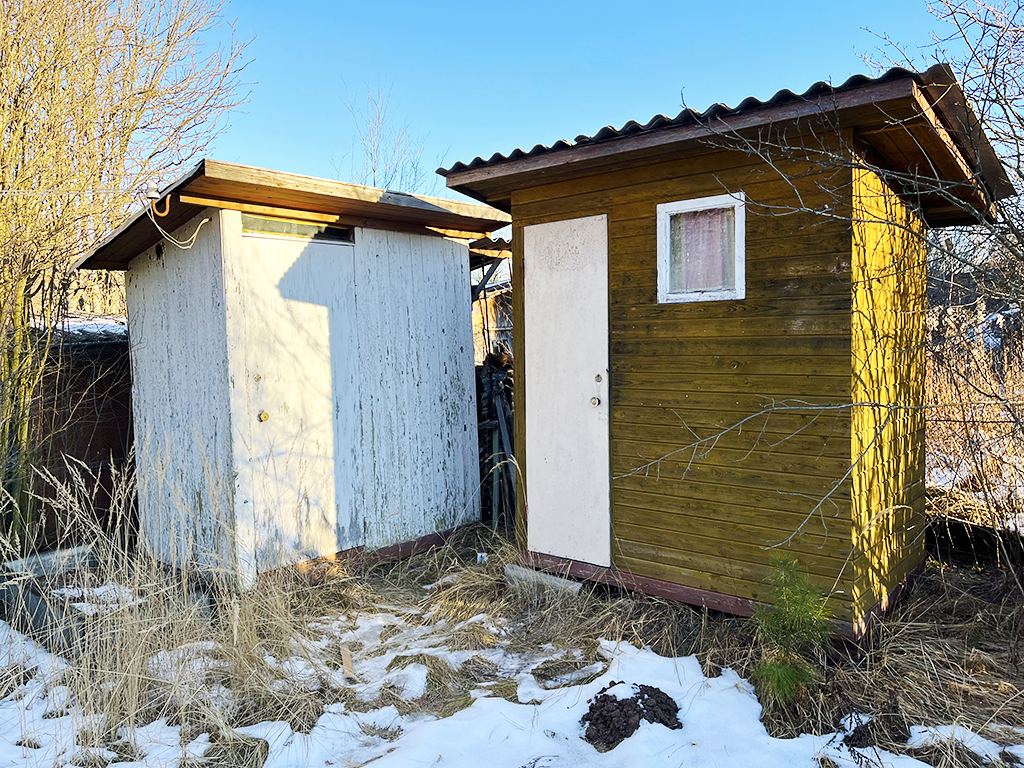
[244,227,479,574]
[244,234,351,572]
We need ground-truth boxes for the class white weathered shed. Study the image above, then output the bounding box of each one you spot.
[77,160,510,586]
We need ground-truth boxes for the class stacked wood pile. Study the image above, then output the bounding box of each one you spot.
[476,350,514,529]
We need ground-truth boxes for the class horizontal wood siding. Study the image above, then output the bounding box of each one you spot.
[850,168,927,625]
[512,150,857,619]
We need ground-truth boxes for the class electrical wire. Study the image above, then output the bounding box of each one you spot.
[143,201,209,250]
[1,180,212,252]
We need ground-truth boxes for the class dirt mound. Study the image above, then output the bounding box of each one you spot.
[580,681,682,752]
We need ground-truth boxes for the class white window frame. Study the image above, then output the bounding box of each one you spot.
[656,192,746,304]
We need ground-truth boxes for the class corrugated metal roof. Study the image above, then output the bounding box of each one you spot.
[468,237,511,272]
[439,65,963,176]
[469,236,511,252]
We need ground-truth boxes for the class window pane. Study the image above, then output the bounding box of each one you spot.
[668,207,735,293]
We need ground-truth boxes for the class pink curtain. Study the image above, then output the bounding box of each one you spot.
[669,207,735,294]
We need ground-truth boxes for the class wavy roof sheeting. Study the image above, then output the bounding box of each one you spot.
[441,65,1013,226]
[440,68,925,176]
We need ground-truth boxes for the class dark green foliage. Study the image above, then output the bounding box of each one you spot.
[752,556,832,704]
[751,660,814,704]
[754,556,832,656]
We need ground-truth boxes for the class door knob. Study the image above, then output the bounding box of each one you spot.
[590,397,601,407]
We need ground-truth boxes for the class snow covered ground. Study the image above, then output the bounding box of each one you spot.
[0,608,1020,768]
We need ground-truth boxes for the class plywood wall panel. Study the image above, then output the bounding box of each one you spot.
[126,210,236,575]
[354,229,480,551]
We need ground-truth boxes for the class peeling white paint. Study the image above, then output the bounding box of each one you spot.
[221,215,346,583]
[127,213,479,587]
[126,210,237,575]
[354,229,479,550]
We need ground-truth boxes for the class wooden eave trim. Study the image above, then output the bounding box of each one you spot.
[180,195,444,238]
[77,158,510,271]
[200,159,510,228]
[182,195,343,224]
[854,86,991,216]
[76,157,512,272]
[917,73,1015,201]
[909,82,979,183]
[184,179,508,232]
[444,78,918,195]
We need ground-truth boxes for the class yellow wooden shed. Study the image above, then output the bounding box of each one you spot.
[441,65,1013,635]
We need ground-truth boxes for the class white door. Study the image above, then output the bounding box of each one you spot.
[524,215,610,567]
[229,233,356,575]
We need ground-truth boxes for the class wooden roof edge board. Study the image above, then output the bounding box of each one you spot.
[76,159,509,270]
[200,159,510,225]
[915,64,1016,201]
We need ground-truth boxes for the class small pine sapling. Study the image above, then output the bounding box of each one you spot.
[752,555,832,705]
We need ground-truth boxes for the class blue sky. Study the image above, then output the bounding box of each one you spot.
[212,0,949,197]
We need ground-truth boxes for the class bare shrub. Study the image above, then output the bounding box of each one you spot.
[926,293,1024,596]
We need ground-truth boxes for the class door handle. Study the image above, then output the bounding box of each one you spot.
[590,397,601,407]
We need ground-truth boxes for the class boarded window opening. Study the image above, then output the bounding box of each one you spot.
[241,214,354,244]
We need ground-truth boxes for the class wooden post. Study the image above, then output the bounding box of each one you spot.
[495,376,514,498]
[491,428,500,529]
[341,645,357,682]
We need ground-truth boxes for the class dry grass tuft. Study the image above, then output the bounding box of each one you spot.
[421,566,509,625]
[1001,748,1023,765]
[378,625,403,644]
[229,680,324,734]
[359,721,403,741]
[201,731,270,768]
[0,664,33,700]
[458,655,499,683]
[482,677,541,707]
[906,740,989,768]
[531,656,608,690]
[384,652,476,717]
[840,564,1023,733]
[444,621,498,651]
